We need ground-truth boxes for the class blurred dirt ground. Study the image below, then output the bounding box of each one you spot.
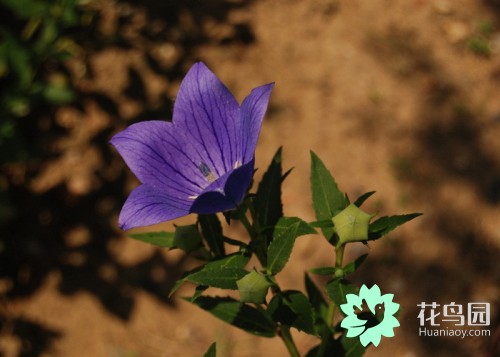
[1,0,500,356]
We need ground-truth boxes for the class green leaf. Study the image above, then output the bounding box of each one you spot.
[304,273,329,330]
[338,333,366,357]
[325,279,358,309]
[237,270,272,304]
[192,285,208,300]
[226,197,248,223]
[305,274,327,310]
[5,38,33,90]
[307,334,366,357]
[223,236,249,249]
[268,291,317,336]
[254,147,285,241]
[187,267,248,290]
[186,253,250,290]
[332,204,375,244]
[34,19,58,54]
[267,217,316,274]
[343,254,368,275]
[170,253,250,295]
[305,343,331,357]
[188,296,276,337]
[310,151,348,243]
[368,213,422,240]
[203,342,216,357]
[1,0,50,18]
[174,224,203,253]
[128,231,175,248]
[199,214,225,257]
[309,267,336,276]
[353,191,376,207]
[309,220,334,228]
[42,84,75,104]
[4,95,30,117]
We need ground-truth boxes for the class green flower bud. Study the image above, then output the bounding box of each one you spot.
[237,270,272,304]
[332,203,375,245]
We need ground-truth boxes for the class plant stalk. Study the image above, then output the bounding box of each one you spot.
[239,203,267,267]
[280,325,301,357]
[316,243,347,357]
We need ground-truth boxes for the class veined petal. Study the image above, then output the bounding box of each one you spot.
[110,121,208,195]
[119,184,191,230]
[173,62,241,175]
[241,83,274,163]
[190,159,255,214]
[223,158,255,204]
[111,62,272,229]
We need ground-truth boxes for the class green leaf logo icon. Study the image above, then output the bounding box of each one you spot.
[340,284,400,347]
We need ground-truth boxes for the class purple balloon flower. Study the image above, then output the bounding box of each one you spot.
[111,62,274,230]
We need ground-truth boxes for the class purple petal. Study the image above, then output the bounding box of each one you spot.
[119,184,191,230]
[190,159,255,214]
[110,121,209,196]
[223,158,255,204]
[241,83,274,163]
[111,62,273,230]
[173,62,241,176]
[189,191,236,214]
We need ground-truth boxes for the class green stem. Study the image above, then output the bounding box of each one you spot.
[331,243,346,325]
[335,243,345,269]
[280,325,300,357]
[239,202,267,267]
[316,243,347,357]
[239,212,256,238]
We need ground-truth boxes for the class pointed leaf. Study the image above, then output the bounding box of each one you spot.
[199,214,225,257]
[227,197,248,222]
[254,148,284,241]
[187,267,248,290]
[338,333,366,357]
[267,217,316,274]
[305,273,330,330]
[223,236,249,248]
[170,253,250,295]
[203,342,216,357]
[192,285,208,300]
[169,275,187,297]
[174,224,203,253]
[268,290,317,336]
[310,151,348,243]
[353,191,376,207]
[128,231,175,248]
[343,254,368,275]
[309,220,334,228]
[369,213,422,240]
[309,267,336,276]
[189,296,276,337]
[326,279,358,309]
[305,274,327,310]
[307,334,366,357]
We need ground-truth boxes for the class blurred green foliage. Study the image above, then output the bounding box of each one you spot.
[0,0,90,163]
[466,19,496,58]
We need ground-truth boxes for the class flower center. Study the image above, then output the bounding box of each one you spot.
[198,162,216,183]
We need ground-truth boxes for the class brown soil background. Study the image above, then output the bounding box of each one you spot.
[1,0,500,356]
